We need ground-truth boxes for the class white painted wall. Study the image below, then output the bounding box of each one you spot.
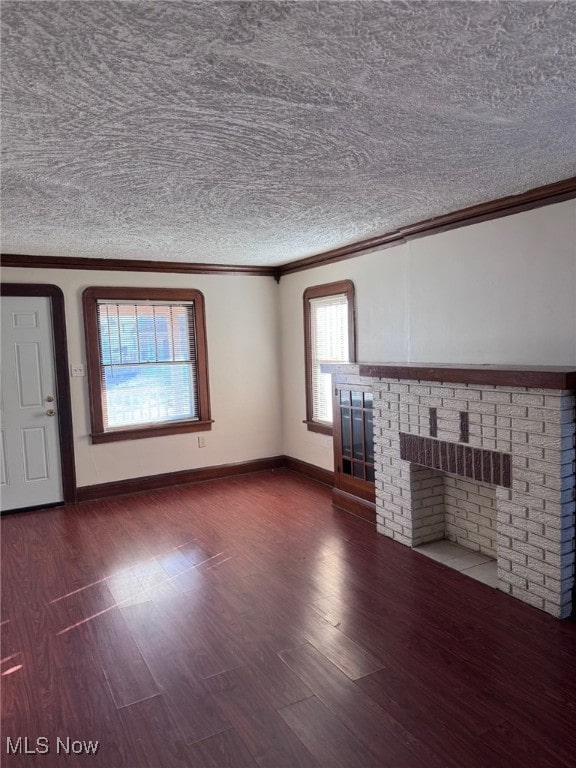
[1,267,282,487]
[2,199,574,483]
[280,200,576,469]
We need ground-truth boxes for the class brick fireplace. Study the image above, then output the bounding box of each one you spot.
[325,363,576,619]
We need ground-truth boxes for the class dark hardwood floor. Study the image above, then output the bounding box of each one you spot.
[2,469,575,767]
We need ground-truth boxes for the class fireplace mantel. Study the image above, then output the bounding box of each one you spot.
[321,362,576,389]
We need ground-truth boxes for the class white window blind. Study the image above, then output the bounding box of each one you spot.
[96,300,198,430]
[310,293,349,423]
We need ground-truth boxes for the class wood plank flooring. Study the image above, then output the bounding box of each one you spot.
[2,469,575,767]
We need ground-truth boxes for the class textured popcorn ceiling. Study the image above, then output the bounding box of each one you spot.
[1,1,575,267]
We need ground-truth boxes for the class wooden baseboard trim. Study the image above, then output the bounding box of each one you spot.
[76,456,287,501]
[283,456,334,486]
[332,487,376,525]
[76,455,335,502]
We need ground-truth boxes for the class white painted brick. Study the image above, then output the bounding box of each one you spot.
[512,480,529,494]
[431,386,453,397]
[529,484,573,503]
[454,535,480,551]
[513,468,545,485]
[559,526,576,545]
[526,555,559,578]
[544,499,575,516]
[413,513,445,529]
[544,394,575,407]
[413,524,444,538]
[527,457,575,476]
[457,500,483,515]
[523,519,545,536]
[526,533,568,554]
[541,448,571,464]
[511,491,545,510]
[481,390,512,403]
[470,402,497,415]
[511,418,546,434]
[419,396,442,408]
[467,494,496,512]
[530,434,574,452]
[499,523,528,541]
[542,574,563,594]
[496,404,528,418]
[511,393,545,406]
[467,511,496,528]
[477,484,497,498]
[467,532,495,551]
[524,582,563,602]
[509,589,544,611]
[544,422,570,438]
[499,571,528,589]
[455,388,481,400]
[510,562,545,586]
[544,474,575,492]
[514,541,544,561]
[379,391,400,403]
[499,549,527,567]
[546,602,570,619]
[410,385,432,396]
[543,550,575,570]
[497,500,529,516]
[528,406,574,422]
[513,444,545,459]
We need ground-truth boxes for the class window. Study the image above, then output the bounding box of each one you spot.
[83,287,211,443]
[303,280,355,435]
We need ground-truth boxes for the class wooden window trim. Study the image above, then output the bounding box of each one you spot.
[303,280,356,435]
[83,286,212,443]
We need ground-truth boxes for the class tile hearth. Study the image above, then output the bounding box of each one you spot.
[415,540,498,588]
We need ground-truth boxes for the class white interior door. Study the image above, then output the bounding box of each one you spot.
[1,296,63,512]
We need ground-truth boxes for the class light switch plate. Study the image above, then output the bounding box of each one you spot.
[71,364,86,377]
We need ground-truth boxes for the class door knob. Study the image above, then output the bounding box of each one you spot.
[46,409,56,417]
[46,395,54,402]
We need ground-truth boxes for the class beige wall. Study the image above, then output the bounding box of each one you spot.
[1,267,282,487]
[2,199,574,484]
[280,200,576,470]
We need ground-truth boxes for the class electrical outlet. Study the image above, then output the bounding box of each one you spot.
[71,364,86,377]
[198,436,206,448]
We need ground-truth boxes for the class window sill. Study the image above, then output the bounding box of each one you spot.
[303,420,333,436]
[91,419,213,444]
